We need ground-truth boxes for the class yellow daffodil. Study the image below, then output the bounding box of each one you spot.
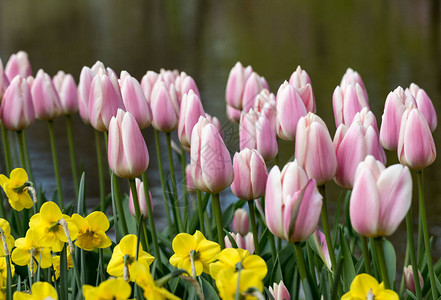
[0,257,15,286]
[210,248,267,281]
[52,248,73,279]
[0,219,15,257]
[71,211,112,251]
[342,273,399,300]
[107,234,154,280]
[0,168,33,211]
[12,229,52,271]
[83,278,131,300]
[169,230,220,277]
[13,281,58,300]
[29,202,78,252]
[216,268,263,300]
[131,262,181,300]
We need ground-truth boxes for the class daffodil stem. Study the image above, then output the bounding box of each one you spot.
[94,130,105,212]
[1,124,12,174]
[166,133,183,232]
[235,263,242,300]
[60,245,68,300]
[189,250,197,280]
[16,131,26,169]
[48,120,64,209]
[318,185,337,272]
[293,242,312,299]
[154,129,173,234]
[405,209,422,298]
[129,178,148,251]
[98,248,105,281]
[112,173,128,236]
[66,116,79,196]
[197,190,205,235]
[361,236,371,274]
[69,248,82,295]
[416,170,438,299]
[180,150,189,224]
[212,193,225,249]
[373,237,390,289]
[141,173,163,274]
[247,200,260,255]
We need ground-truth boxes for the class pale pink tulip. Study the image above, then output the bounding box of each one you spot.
[232,208,249,236]
[5,51,32,79]
[0,58,9,100]
[224,232,254,254]
[108,109,149,178]
[288,65,316,113]
[120,74,152,129]
[332,80,369,127]
[269,281,291,300]
[407,83,437,131]
[31,70,62,120]
[150,79,179,132]
[226,104,241,123]
[78,66,95,124]
[176,72,200,100]
[129,178,153,218]
[225,62,253,110]
[398,104,436,170]
[313,229,332,270]
[404,265,424,294]
[340,68,368,101]
[295,113,337,185]
[53,71,78,115]
[141,70,159,102]
[231,148,268,200]
[350,155,411,237]
[205,113,223,137]
[178,90,206,149]
[242,72,265,113]
[185,164,196,193]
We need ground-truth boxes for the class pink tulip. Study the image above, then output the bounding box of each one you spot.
[190,116,233,193]
[231,148,268,200]
[0,58,9,100]
[313,229,332,270]
[91,60,106,74]
[141,70,159,102]
[108,109,149,178]
[129,178,153,218]
[120,74,152,129]
[159,69,179,89]
[288,66,316,113]
[226,104,241,123]
[53,71,78,115]
[379,87,416,151]
[178,90,206,149]
[242,72,265,113]
[0,76,35,131]
[295,113,337,185]
[78,66,95,124]
[205,113,223,137]
[185,164,196,194]
[150,79,179,132]
[5,51,32,80]
[232,208,249,235]
[31,70,62,120]
[398,104,436,170]
[88,74,125,131]
[340,68,368,102]
[224,232,254,254]
[276,81,308,141]
[407,83,437,131]
[334,109,386,189]
[350,155,411,237]
[269,281,291,300]
[175,72,200,100]
[265,162,322,242]
[404,265,424,294]
[254,89,277,130]
[225,62,253,110]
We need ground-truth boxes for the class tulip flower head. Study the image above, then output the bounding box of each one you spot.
[269,281,291,300]
[226,104,241,123]
[71,211,112,251]
[0,58,7,100]
[288,65,316,113]
[5,50,32,79]
[14,281,58,300]
[242,72,267,113]
[140,70,159,102]
[342,273,398,300]
[0,168,33,211]
[404,265,424,294]
[225,62,253,110]
[232,208,250,236]
[12,229,52,271]
[224,232,255,254]
[83,278,131,300]
[78,66,95,124]
[128,178,153,218]
[31,69,62,120]
[176,72,200,100]
[340,68,368,101]
[407,83,437,131]
[120,73,152,129]
[150,78,179,132]
[52,71,78,115]
[178,90,206,149]
[313,229,332,270]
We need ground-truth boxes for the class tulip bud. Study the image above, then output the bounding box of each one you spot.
[276,81,308,141]
[176,72,200,100]
[190,116,233,193]
[332,79,369,127]
[108,109,149,178]
[128,178,153,218]
[243,232,255,254]
[0,76,35,131]
[350,155,412,237]
[120,73,152,129]
[404,265,424,294]
[178,90,206,149]
[340,68,368,101]
[205,113,223,137]
[242,72,264,113]
[231,149,268,200]
[225,62,253,110]
[31,70,62,120]
[398,104,436,170]
[289,65,316,113]
[224,232,255,254]
[265,162,322,242]
[295,113,337,185]
[141,70,159,102]
[269,281,291,300]
[78,66,95,124]
[232,208,250,235]
[53,71,78,115]
[407,83,437,131]
[5,51,32,79]
[150,80,179,132]
[91,61,106,74]
[313,229,332,270]
[254,89,277,128]
[226,104,241,123]
[185,164,196,193]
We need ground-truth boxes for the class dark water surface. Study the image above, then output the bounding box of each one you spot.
[1,0,441,261]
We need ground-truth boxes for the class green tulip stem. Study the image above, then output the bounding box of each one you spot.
[405,209,422,298]
[141,174,163,273]
[66,116,79,195]
[16,131,26,169]
[180,150,189,222]
[166,133,183,232]
[416,170,437,299]
[94,130,105,211]
[153,129,173,233]
[247,200,260,255]
[48,121,64,208]
[318,185,337,272]
[212,193,225,248]
[0,124,12,174]
[361,236,371,274]
[197,190,205,235]
[373,237,390,289]
[112,173,128,236]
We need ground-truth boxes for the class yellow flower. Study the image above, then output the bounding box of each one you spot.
[0,257,15,286]
[0,168,33,211]
[169,230,220,277]
[342,273,399,300]
[13,281,58,300]
[210,248,267,281]
[216,268,263,300]
[107,234,154,279]
[131,262,181,300]
[52,248,73,280]
[83,278,131,300]
[0,219,15,257]
[71,211,112,251]
[29,202,78,252]
[12,229,52,271]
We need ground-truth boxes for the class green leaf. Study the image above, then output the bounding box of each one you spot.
[222,203,234,227]
[269,255,283,285]
[406,290,417,300]
[340,228,355,292]
[76,172,86,216]
[223,229,239,248]
[201,276,220,299]
[382,239,396,289]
